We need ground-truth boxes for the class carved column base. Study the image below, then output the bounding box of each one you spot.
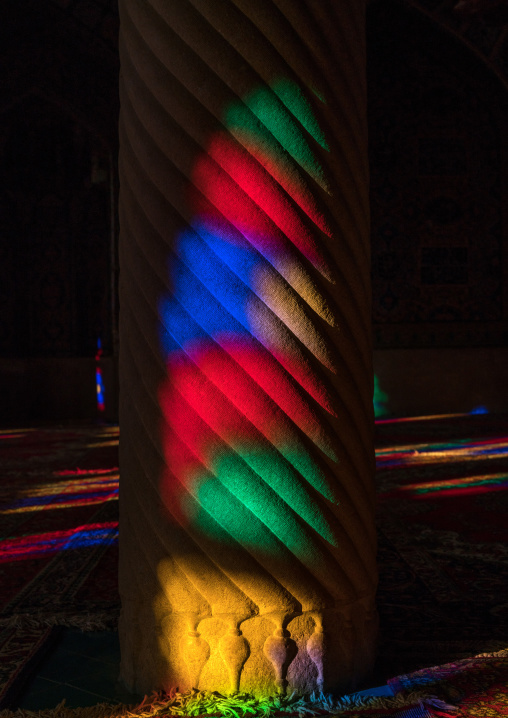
[122,597,377,696]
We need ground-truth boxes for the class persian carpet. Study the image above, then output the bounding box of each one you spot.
[0,426,120,708]
[374,412,508,682]
[389,648,508,717]
[1,412,508,713]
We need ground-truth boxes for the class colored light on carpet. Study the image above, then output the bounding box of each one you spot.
[375,437,508,468]
[0,472,119,514]
[36,686,431,718]
[0,521,118,563]
[84,439,119,449]
[52,468,119,477]
[82,428,120,450]
[375,412,472,425]
[375,408,491,424]
[388,649,508,718]
[379,471,508,500]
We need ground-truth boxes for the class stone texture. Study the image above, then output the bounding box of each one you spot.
[118,0,377,696]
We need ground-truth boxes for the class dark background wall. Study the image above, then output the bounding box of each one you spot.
[368,0,508,416]
[0,0,119,423]
[0,0,507,422]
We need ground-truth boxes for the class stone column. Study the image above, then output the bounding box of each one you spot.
[118,0,377,697]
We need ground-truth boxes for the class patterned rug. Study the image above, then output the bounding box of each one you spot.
[1,413,507,712]
[374,412,508,682]
[389,648,508,717]
[0,426,120,708]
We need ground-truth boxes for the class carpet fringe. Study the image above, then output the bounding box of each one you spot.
[0,688,450,718]
[421,696,459,716]
[475,646,508,658]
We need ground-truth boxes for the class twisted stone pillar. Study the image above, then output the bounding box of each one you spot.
[118,0,377,696]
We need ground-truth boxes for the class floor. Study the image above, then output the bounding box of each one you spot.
[16,629,142,710]
[16,629,393,710]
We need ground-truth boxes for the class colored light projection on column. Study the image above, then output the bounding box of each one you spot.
[373,375,388,418]
[158,79,360,567]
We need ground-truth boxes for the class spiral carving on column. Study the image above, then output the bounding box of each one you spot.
[118,0,376,695]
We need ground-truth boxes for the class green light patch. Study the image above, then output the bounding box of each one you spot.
[224,84,330,191]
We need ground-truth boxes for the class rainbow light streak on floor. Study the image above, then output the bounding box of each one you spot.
[375,436,508,469]
[0,521,119,563]
[0,470,119,514]
[0,428,119,447]
[384,472,508,499]
[375,410,487,425]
